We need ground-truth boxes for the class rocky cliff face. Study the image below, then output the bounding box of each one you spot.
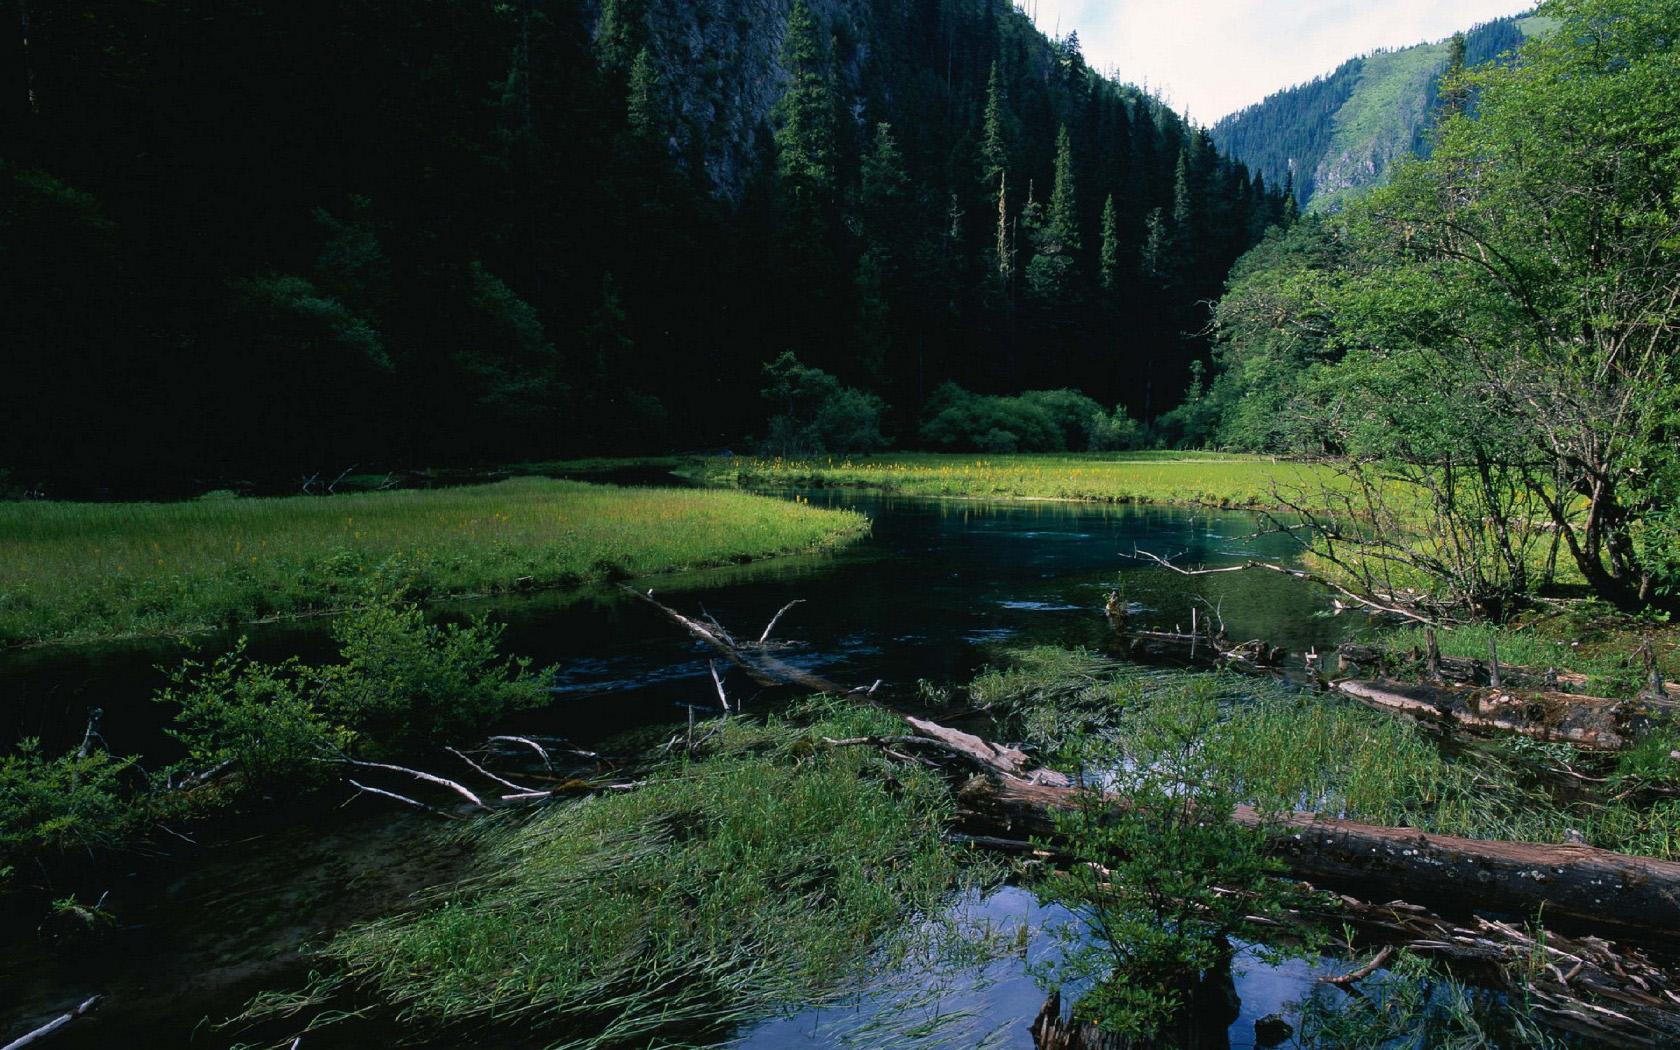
[638,0,872,201]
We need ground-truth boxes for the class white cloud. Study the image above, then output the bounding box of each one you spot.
[1026,0,1537,122]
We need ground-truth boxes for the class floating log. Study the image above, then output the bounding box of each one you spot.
[1337,642,1680,700]
[1336,678,1634,751]
[633,590,1680,941]
[955,774,1680,941]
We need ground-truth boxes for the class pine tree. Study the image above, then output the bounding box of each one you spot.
[1047,126,1080,255]
[1026,127,1080,301]
[626,47,661,139]
[775,0,838,202]
[1170,149,1192,233]
[1098,194,1120,293]
[1439,31,1470,117]
[595,0,643,72]
[980,61,1008,189]
[1140,207,1167,283]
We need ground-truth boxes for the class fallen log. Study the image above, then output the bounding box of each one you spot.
[1336,678,1634,751]
[1337,641,1680,701]
[956,774,1680,941]
[633,590,1680,941]
[1320,894,1680,1047]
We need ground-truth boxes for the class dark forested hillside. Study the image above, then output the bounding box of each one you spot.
[1211,14,1536,210]
[1,0,1285,494]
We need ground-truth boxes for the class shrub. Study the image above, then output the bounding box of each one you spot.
[919,384,1138,452]
[160,643,353,792]
[159,599,553,789]
[759,353,889,455]
[0,740,157,890]
[316,600,551,751]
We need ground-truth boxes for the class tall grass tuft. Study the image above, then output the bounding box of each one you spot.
[245,705,973,1049]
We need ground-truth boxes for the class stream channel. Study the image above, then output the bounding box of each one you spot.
[1,486,1357,1049]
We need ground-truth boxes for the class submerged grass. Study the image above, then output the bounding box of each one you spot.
[976,647,1680,859]
[0,479,868,646]
[683,452,1334,509]
[251,703,975,1049]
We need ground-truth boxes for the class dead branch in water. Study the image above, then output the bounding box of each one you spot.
[2,996,103,1050]
[1130,547,1438,625]
[633,588,1680,939]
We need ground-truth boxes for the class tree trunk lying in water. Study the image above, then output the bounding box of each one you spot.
[1335,678,1638,750]
[630,588,1680,937]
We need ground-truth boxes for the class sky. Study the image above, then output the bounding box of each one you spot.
[1025,0,1537,122]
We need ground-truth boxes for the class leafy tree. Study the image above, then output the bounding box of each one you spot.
[759,353,889,455]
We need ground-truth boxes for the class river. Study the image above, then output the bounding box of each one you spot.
[0,489,1354,1049]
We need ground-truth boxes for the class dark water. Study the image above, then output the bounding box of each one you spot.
[0,490,1354,1048]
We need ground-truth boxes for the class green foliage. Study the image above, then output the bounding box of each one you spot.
[160,599,551,789]
[315,601,551,751]
[267,705,967,1047]
[1032,684,1317,1039]
[161,644,351,791]
[1024,127,1081,303]
[0,741,155,891]
[758,353,889,455]
[1206,0,1680,612]
[918,384,1131,453]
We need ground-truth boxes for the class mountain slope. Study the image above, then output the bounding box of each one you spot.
[2,0,1284,491]
[1210,14,1546,210]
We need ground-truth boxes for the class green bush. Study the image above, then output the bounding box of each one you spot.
[920,383,1141,452]
[160,643,353,792]
[0,740,157,890]
[159,599,553,789]
[316,601,551,751]
[759,353,890,455]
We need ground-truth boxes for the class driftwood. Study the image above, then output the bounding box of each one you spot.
[2,996,102,1050]
[1321,893,1680,1047]
[1130,549,1437,625]
[1337,678,1635,750]
[634,589,1680,938]
[958,774,1680,939]
[1340,640,1680,701]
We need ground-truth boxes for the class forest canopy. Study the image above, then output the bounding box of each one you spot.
[1,0,1287,494]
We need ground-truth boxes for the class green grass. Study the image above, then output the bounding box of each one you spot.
[973,647,1680,859]
[684,452,1333,509]
[249,704,970,1048]
[0,479,868,647]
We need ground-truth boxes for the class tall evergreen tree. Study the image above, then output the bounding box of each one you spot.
[1098,194,1120,292]
[980,61,1008,189]
[1025,126,1080,301]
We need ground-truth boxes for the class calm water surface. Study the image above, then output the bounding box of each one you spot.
[0,489,1354,1048]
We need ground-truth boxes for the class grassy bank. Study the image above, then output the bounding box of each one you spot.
[0,479,868,646]
[682,452,1335,508]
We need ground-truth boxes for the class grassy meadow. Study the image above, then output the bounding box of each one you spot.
[682,451,1337,508]
[0,478,868,646]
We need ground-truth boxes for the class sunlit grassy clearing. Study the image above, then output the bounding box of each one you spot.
[685,452,1337,508]
[0,479,868,646]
